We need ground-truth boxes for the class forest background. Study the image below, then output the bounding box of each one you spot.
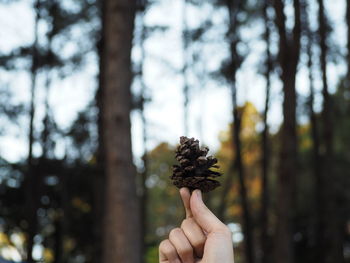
[0,0,350,263]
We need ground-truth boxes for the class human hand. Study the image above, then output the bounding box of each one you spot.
[159,188,234,263]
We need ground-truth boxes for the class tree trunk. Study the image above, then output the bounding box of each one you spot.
[260,1,272,262]
[347,0,350,92]
[317,1,344,262]
[217,162,234,221]
[275,75,297,263]
[273,0,301,263]
[233,105,255,263]
[53,215,63,263]
[101,0,140,263]
[41,40,54,159]
[140,151,148,263]
[216,2,255,262]
[93,1,106,262]
[140,20,148,263]
[136,8,149,262]
[26,1,40,261]
[306,24,326,263]
[228,1,255,263]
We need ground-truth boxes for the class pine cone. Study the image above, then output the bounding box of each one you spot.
[171,136,222,193]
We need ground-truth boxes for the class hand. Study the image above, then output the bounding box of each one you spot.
[159,188,234,263]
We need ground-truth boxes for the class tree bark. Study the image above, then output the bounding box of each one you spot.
[53,214,63,263]
[305,21,326,263]
[41,34,54,158]
[137,8,149,262]
[93,1,106,263]
[101,0,141,263]
[347,0,350,92]
[26,1,40,261]
[260,1,272,262]
[226,1,255,263]
[233,105,255,263]
[273,0,301,263]
[317,1,344,262]
[217,162,234,221]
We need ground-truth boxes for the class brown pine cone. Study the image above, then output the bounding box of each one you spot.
[171,136,222,193]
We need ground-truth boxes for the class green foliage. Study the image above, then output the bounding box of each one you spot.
[145,245,159,263]
[145,143,184,244]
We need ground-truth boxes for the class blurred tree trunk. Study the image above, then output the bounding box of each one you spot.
[317,1,344,262]
[260,1,272,262]
[101,0,140,263]
[217,163,234,221]
[305,19,325,263]
[58,172,69,263]
[53,215,62,263]
[273,0,301,263]
[41,77,51,159]
[347,0,350,92]
[140,151,148,263]
[216,0,242,223]
[138,10,148,263]
[233,105,255,263]
[93,1,106,262]
[221,1,255,263]
[26,1,40,261]
[42,5,62,261]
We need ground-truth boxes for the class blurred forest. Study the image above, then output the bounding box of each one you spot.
[0,0,350,263]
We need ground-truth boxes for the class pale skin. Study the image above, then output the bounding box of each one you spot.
[159,188,234,263]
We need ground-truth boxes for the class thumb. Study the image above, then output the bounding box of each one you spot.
[190,189,227,233]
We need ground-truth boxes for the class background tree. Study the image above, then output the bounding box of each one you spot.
[212,1,256,262]
[317,1,343,262]
[303,7,324,261]
[272,0,301,262]
[260,0,273,262]
[100,0,140,262]
[25,1,40,261]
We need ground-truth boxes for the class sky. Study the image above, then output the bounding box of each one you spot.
[0,0,348,165]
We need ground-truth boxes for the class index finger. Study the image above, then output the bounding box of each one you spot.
[180,188,193,218]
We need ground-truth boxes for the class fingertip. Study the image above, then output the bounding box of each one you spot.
[180,188,191,205]
[193,189,202,200]
[190,189,203,209]
[180,187,190,197]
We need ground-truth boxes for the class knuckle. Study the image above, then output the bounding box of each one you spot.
[178,245,193,258]
[162,243,175,256]
[159,240,168,249]
[169,227,182,238]
[181,218,191,228]
[181,218,197,229]
[159,240,168,252]
[218,225,232,236]
[187,217,196,225]
[193,237,205,248]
